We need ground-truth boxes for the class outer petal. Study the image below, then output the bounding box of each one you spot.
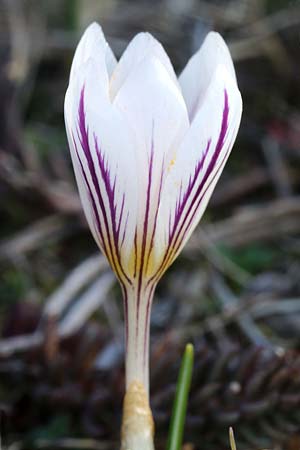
[152,65,242,281]
[113,56,189,277]
[70,22,117,86]
[109,32,180,100]
[65,59,138,283]
[179,32,236,121]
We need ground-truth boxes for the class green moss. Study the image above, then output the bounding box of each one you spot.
[218,244,277,274]
[0,269,30,305]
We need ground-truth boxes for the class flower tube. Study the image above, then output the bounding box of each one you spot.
[64,23,242,450]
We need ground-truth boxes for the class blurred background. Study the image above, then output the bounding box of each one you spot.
[1,0,300,449]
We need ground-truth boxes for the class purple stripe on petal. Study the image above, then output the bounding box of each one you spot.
[151,89,230,282]
[145,158,165,274]
[121,211,129,248]
[77,87,116,265]
[173,90,229,235]
[94,137,120,248]
[76,86,130,284]
[171,90,229,245]
[117,193,126,241]
[172,136,232,260]
[136,146,154,315]
[94,137,131,285]
[133,230,138,279]
[170,90,229,261]
[72,134,108,257]
[169,139,211,246]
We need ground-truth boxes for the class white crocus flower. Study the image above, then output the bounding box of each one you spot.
[64,22,242,450]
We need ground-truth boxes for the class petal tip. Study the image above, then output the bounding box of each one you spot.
[83,21,103,36]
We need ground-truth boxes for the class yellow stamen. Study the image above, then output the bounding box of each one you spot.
[168,156,176,172]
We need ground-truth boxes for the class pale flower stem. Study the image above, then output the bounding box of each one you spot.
[121,283,156,450]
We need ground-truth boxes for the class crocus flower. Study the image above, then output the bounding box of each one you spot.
[64,22,242,450]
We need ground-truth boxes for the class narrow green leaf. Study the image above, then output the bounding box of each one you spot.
[166,343,194,450]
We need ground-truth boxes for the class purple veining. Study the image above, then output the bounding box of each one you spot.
[121,211,129,248]
[117,194,126,242]
[169,89,229,262]
[136,147,154,325]
[145,159,165,274]
[76,86,130,284]
[75,84,231,335]
[172,89,229,245]
[169,139,211,246]
[151,89,230,282]
[94,135,122,252]
[133,231,138,279]
[72,134,106,256]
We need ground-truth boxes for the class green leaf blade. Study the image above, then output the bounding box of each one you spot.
[166,343,194,450]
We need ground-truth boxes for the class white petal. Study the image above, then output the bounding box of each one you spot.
[155,65,242,275]
[69,22,117,86]
[109,32,179,100]
[179,32,237,121]
[113,56,189,271]
[65,58,138,283]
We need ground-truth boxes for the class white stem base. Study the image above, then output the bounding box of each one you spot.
[121,380,155,450]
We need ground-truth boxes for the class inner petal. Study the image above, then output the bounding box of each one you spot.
[109,32,180,101]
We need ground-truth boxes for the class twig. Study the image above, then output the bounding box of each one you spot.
[234,3,300,39]
[0,151,81,214]
[0,332,43,357]
[44,254,108,317]
[59,273,114,337]
[0,215,69,261]
[229,4,300,60]
[251,298,300,319]
[211,273,273,348]
[262,135,292,198]
[211,167,269,207]
[0,271,113,357]
[194,229,251,285]
[188,196,300,250]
